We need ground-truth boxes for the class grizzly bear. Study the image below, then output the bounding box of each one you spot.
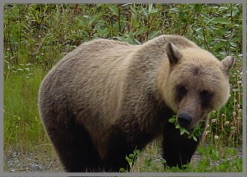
[38,35,234,172]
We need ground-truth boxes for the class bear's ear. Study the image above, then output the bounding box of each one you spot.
[221,56,235,73]
[165,42,182,66]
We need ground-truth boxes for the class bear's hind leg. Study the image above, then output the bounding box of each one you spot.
[44,114,100,172]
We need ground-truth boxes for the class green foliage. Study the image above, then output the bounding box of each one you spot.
[125,149,140,168]
[168,115,203,142]
[120,149,141,172]
[4,4,242,67]
[123,144,242,172]
[192,145,242,172]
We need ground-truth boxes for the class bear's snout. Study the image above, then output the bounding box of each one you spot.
[177,112,192,129]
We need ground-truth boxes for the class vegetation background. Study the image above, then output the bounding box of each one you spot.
[4,3,243,172]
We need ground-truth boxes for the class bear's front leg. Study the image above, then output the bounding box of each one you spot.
[100,151,131,172]
[162,122,202,169]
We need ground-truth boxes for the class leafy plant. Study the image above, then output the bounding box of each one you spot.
[119,149,140,172]
[169,115,203,142]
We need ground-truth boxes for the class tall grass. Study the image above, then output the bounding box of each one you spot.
[4,66,48,150]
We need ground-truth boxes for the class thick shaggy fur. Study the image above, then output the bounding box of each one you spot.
[38,35,234,172]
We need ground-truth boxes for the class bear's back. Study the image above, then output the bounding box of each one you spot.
[40,39,140,129]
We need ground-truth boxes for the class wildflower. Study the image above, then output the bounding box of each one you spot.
[224,121,230,125]
[211,119,217,123]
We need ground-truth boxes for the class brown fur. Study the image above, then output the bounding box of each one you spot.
[38,35,234,172]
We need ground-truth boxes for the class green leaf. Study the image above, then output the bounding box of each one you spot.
[180,128,189,135]
[148,4,153,14]
[134,26,148,36]
[208,17,231,24]
[193,136,198,142]
[168,117,176,123]
[175,124,180,129]
[170,7,179,12]
[230,41,237,47]
[129,153,134,158]
[119,167,126,172]
[218,6,229,11]
[212,41,227,50]
[178,11,185,19]
[148,4,158,14]
[194,4,202,12]
[148,31,159,40]
[130,5,137,14]
[109,5,118,16]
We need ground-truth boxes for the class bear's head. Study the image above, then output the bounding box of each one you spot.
[159,42,235,130]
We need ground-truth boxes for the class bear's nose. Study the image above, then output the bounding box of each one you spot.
[177,113,192,128]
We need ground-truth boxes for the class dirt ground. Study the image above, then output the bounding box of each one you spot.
[4,145,242,173]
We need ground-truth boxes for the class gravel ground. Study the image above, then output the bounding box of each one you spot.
[4,150,63,172]
[4,146,242,173]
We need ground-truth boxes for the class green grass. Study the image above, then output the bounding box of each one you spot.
[127,141,242,172]
[4,65,48,150]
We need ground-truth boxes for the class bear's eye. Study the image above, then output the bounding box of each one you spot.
[176,85,187,101]
[200,90,211,98]
[200,90,212,106]
[178,85,187,95]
